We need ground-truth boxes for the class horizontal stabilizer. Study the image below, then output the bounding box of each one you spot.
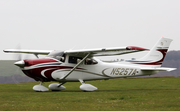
[141,67,176,72]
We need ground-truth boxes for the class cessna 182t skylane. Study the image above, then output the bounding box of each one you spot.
[4,37,176,92]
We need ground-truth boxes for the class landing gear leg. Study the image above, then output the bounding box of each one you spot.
[58,82,66,87]
[40,82,43,85]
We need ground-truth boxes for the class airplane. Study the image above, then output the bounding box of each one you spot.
[3,37,176,92]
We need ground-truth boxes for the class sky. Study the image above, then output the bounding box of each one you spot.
[0,0,180,60]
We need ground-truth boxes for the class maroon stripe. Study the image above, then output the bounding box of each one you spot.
[133,49,168,65]
[22,66,85,82]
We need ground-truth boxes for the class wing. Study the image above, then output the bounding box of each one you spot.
[4,46,149,57]
[64,46,149,57]
[3,49,52,55]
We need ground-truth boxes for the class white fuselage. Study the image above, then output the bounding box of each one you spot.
[51,57,156,82]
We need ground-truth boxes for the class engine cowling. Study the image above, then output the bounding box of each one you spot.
[80,84,98,92]
[48,83,66,91]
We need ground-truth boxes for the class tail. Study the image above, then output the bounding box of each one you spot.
[133,37,173,68]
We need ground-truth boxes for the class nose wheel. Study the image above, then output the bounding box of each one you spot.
[33,82,49,92]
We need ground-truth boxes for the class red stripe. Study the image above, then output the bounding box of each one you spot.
[24,58,58,67]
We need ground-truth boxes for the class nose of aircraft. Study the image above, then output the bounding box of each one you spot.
[14,60,25,68]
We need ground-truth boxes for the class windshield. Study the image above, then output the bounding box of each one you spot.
[47,51,65,62]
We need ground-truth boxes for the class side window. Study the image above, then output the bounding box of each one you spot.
[85,58,98,65]
[60,54,66,62]
[68,56,82,64]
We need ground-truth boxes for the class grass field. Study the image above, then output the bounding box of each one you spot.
[0,77,180,111]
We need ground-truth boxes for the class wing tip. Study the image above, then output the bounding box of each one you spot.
[126,46,149,51]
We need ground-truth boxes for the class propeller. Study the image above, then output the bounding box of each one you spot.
[13,45,38,68]
[13,44,25,68]
[12,44,24,85]
[13,44,22,61]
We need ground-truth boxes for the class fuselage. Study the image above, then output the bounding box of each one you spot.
[21,55,157,82]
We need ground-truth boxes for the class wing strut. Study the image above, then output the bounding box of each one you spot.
[60,53,91,80]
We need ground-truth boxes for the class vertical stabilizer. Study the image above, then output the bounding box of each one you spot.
[134,37,172,67]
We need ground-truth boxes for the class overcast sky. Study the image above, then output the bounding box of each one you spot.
[0,0,180,60]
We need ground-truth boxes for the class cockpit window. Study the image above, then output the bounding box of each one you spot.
[85,58,98,65]
[47,51,65,62]
[68,56,98,65]
[69,56,82,64]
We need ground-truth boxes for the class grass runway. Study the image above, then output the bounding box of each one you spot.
[0,77,180,111]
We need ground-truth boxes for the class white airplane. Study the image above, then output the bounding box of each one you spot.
[3,37,176,92]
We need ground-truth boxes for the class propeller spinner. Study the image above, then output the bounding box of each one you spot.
[14,60,25,68]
